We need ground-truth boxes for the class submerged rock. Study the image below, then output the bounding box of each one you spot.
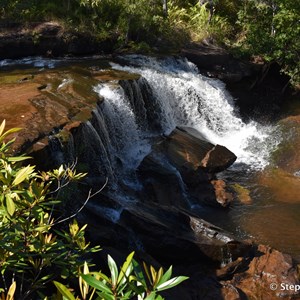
[211,179,233,207]
[231,183,252,205]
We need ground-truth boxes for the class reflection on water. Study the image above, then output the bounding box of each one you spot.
[199,167,300,262]
[238,200,300,262]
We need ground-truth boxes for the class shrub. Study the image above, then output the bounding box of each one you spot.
[0,120,188,299]
[0,120,100,299]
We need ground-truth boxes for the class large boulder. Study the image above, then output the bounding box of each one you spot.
[165,127,237,173]
[138,126,236,207]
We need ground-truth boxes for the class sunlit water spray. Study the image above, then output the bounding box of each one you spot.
[94,84,152,173]
[109,55,280,170]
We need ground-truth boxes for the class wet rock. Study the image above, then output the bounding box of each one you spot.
[165,127,237,173]
[231,183,252,205]
[211,179,233,207]
[180,42,257,83]
[190,217,251,262]
[81,192,249,264]
[138,152,188,208]
[0,69,97,152]
[221,245,300,299]
[138,126,236,207]
[258,168,300,204]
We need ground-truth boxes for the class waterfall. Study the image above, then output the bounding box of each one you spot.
[108,55,280,170]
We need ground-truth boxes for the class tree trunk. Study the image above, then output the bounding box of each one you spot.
[162,0,168,17]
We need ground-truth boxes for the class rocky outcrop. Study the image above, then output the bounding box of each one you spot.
[180,42,294,122]
[0,22,114,59]
[81,192,251,264]
[218,245,300,299]
[180,42,258,84]
[81,192,300,299]
[139,126,236,207]
[0,64,101,156]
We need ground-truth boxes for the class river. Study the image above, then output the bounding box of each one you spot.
[1,54,299,262]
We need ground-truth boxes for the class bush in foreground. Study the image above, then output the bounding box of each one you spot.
[0,120,188,299]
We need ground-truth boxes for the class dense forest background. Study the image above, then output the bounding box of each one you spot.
[0,0,299,86]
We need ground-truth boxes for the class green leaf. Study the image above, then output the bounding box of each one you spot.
[81,274,113,295]
[12,165,35,186]
[95,291,115,300]
[7,281,16,300]
[0,120,5,137]
[53,281,76,300]
[8,156,31,162]
[153,267,163,289]
[156,276,189,292]
[143,262,152,285]
[107,254,118,287]
[132,259,147,288]
[95,271,110,283]
[117,251,135,285]
[144,292,157,300]
[127,280,145,295]
[150,265,157,285]
[157,266,172,287]
[5,194,15,216]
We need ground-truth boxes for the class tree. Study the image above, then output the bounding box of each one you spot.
[163,0,168,17]
[239,0,300,85]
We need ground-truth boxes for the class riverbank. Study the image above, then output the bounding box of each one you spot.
[2,21,297,123]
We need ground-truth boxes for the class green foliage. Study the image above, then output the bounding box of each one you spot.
[167,1,232,43]
[234,0,300,85]
[1,0,298,83]
[0,120,100,299]
[0,120,188,299]
[54,252,189,300]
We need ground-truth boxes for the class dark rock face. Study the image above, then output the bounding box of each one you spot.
[81,191,300,299]
[82,192,250,265]
[166,127,237,173]
[180,42,257,84]
[0,22,114,59]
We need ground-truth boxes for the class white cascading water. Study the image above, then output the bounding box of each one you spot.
[104,55,280,170]
[94,83,152,175]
